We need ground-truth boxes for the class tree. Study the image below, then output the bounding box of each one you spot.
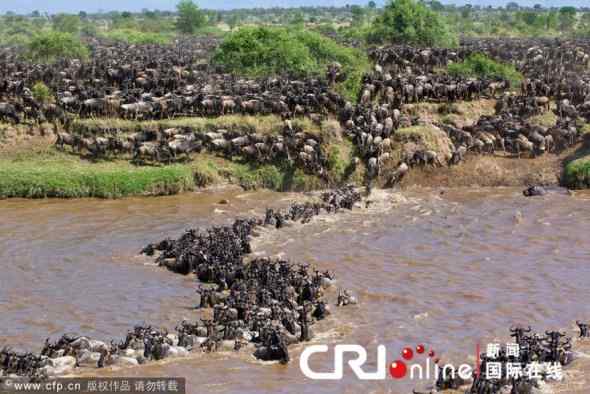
[559,6,576,30]
[428,0,445,12]
[175,0,206,34]
[506,2,520,11]
[350,5,365,26]
[368,1,377,9]
[52,14,81,34]
[369,0,458,47]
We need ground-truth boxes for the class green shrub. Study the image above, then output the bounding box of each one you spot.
[213,26,370,101]
[447,53,523,86]
[369,0,458,47]
[31,82,53,104]
[26,31,90,63]
[564,157,590,189]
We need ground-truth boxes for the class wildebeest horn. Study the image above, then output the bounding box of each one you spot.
[525,326,531,332]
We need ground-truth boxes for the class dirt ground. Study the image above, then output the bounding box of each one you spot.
[398,148,576,189]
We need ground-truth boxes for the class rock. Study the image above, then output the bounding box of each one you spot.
[523,186,546,197]
[218,199,230,205]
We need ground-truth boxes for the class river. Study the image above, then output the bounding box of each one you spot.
[1,187,589,393]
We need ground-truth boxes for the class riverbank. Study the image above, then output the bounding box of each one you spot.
[1,106,589,198]
[563,133,590,189]
[0,126,361,198]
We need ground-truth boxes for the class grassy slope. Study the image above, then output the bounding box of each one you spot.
[0,148,195,198]
[0,116,356,198]
[563,126,590,189]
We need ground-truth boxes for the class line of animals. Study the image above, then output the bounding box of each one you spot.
[412,324,590,394]
[370,38,590,76]
[0,186,361,384]
[56,120,328,176]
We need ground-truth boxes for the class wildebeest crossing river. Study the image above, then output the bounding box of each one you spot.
[1,187,589,393]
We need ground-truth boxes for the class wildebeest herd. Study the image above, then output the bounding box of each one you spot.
[0,186,361,382]
[2,36,590,184]
[2,34,590,392]
[343,38,590,179]
[56,120,329,177]
[425,326,579,394]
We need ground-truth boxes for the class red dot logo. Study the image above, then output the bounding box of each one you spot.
[428,350,436,358]
[401,347,413,360]
[389,360,407,379]
[416,344,425,354]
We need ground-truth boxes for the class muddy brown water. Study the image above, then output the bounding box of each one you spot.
[1,187,590,393]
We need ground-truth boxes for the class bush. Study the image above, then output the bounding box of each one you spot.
[213,26,370,100]
[564,157,590,189]
[369,0,458,47]
[447,53,523,86]
[26,31,90,63]
[32,82,53,104]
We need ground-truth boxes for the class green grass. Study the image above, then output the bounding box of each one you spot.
[564,155,590,189]
[530,111,558,128]
[0,150,196,198]
[447,53,523,87]
[218,159,324,192]
[0,147,340,198]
